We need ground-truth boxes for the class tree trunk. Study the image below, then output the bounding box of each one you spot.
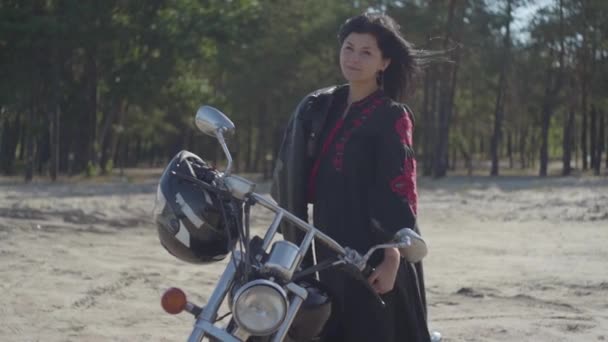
[605,112,608,169]
[18,119,26,162]
[580,90,588,171]
[433,0,460,178]
[98,97,120,173]
[507,131,513,169]
[421,65,431,176]
[562,77,577,176]
[490,0,512,176]
[579,1,591,171]
[254,103,267,172]
[539,105,551,177]
[58,104,70,173]
[49,43,61,181]
[450,145,457,171]
[245,113,254,172]
[118,137,127,176]
[562,107,575,175]
[106,102,127,173]
[24,106,35,182]
[270,123,282,178]
[519,126,527,169]
[423,68,435,177]
[37,128,50,175]
[0,116,20,175]
[134,138,141,167]
[490,102,504,175]
[574,112,579,170]
[84,46,98,174]
[529,131,537,169]
[539,0,565,177]
[49,103,60,181]
[120,138,129,170]
[605,111,608,169]
[434,80,451,178]
[458,140,473,176]
[590,105,597,171]
[596,110,604,175]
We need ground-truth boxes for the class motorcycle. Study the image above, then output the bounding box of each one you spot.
[158,106,432,342]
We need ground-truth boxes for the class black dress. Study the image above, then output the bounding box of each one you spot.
[307,88,430,342]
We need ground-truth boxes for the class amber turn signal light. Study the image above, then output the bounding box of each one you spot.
[161,287,187,314]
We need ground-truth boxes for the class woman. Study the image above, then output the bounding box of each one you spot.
[272,12,431,342]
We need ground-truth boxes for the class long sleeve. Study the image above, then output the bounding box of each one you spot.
[271,98,311,244]
[270,86,339,244]
[369,106,418,243]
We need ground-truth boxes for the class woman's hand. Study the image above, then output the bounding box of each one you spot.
[367,247,400,294]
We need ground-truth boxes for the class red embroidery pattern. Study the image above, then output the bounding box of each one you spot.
[394,113,413,146]
[308,90,388,203]
[332,96,385,171]
[389,109,418,215]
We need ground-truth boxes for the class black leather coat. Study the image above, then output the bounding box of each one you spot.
[271,85,430,341]
[271,85,345,243]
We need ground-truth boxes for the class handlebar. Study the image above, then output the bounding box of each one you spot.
[249,192,349,260]
[176,170,409,279]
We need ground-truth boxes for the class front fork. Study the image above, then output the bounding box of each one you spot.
[188,254,240,342]
[187,252,309,342]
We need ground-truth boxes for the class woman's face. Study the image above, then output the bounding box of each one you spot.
[340,32,390,85]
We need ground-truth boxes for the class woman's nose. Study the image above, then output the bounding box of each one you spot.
[346,54,360,65]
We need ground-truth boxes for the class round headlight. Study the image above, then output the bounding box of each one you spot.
[232,280,288,335]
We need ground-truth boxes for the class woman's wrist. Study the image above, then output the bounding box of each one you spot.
[384,247,401,265]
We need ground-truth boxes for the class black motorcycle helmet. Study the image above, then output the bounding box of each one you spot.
[154,150,239,264]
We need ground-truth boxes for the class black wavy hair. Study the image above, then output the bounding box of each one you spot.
[338,12,437,101]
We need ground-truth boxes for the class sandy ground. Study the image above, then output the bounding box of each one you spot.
[0,173,607,342]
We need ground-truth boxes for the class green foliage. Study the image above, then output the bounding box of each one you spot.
[104,159,114,174]
[86,161,98,178]
[1,0,607,178]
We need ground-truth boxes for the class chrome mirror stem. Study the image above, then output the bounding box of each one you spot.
[216,129,233,176]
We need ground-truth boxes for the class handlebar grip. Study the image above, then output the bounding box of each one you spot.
[338,264,385,308]
[361,265,385,307]
[362,264,374,278]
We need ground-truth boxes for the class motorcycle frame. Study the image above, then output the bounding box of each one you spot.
[185,131,358,341]
[181,121,422,341]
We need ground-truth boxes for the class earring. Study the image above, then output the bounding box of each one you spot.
[376,70,384,89]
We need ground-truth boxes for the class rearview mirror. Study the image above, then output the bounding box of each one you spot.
[195,106,235,137]
[194,105,236,175]
[393,228,427,263]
